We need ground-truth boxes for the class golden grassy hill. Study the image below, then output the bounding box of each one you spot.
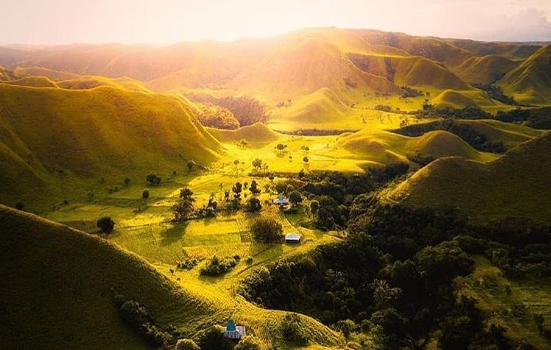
[0,83,223,206]
[454,55,517,84]
[389,131,551,223]
[206,123,280,146]
[499,46,551,105]
[336,128,494,165]
[0,204,215,350]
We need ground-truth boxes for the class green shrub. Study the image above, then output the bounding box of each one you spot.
[251,217,283,243]
[96,216,115,234]
[200,256,239,276]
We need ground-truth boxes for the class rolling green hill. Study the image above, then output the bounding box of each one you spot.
[335,128,497,165]
[499,46,551,105]
[389,131,551,223]
[0,83,223,208]
[0,204,215,350]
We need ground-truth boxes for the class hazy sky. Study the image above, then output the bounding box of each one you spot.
[1,0,550,45]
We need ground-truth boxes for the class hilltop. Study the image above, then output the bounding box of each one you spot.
[1,28,549,131]
[389,131,551,223]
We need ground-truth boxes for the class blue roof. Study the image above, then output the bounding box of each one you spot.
[226,319,237,332]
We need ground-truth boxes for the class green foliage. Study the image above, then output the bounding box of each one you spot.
[198,325,234,350]
[119,300,173,347]
[251,217,283,243]
[281,314,309,345]
[288,191,303,206]
[200,256,239,276]
[96,216,115,234]
[175,338,200,350]
[124,177,131,186]
[246,198,262,212]
[146,172,161,186]
[142,189,150,199]
[234,336,262,350]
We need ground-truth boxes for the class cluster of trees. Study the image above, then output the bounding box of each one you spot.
[473,83,516,105]
[251,216,283,243]
[496,107,551,130]
[146,172,162,186]
[200,255,240,276]
[195,102,240,130]
[190,95,267,126]
[117,299,176,347]
[240,203,550,349]
[400,86,424,98]
[395,119,507,153]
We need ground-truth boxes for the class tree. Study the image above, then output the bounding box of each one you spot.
[276,143,287,153]
[232,182,243,198]
[142,189,150,199]
[235,336,262,350]
[124,177,131,186]
[252,158,263,171]
[289,191,303,206]
[310,200,320,214]
[176,339,200,350]
[172,198,194,221]
[198,325,234,350]
[179,188,194,201]
[97,216,115,234]
[187,161,195,172]
[14,201,25,211]
[249,180,261,195]
[251,216,283,243]
[146,172,161,186]
[246,198,262,212]
[303,156,309,163]
[534,314,545,334]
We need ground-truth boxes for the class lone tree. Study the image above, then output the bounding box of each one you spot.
[173,188,195,221]
[252,158,262,171]
[289,191,303,206]
[142,189,150,199]
[303,156,309,163]
[124,177,131,186]
[251,216,283,243]
[14,201,25,211]
[276,143,287,153]
[97,216,115,234]
[187,161,195,173]
[146,172,161,186]
[246,198,262,212]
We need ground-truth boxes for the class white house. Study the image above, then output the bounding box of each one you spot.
[224,319,246,340]
[285,232,302,243]
[273,193,290,205]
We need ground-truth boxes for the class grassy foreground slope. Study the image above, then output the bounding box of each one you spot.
[389,131,551,223]
[0,204,214,350]
[0,83,223,207]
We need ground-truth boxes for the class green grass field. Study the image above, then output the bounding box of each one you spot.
[459,256,551,350]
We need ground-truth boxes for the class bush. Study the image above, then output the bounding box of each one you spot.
[97,216,115,234]
[175,338,200,350]
[142,189,150,199]
[119,300,173,347]
[235,336,262,350]
[251,217,283,243]
[200,256,239,276]
[198,325,234,350]
[146,172,161,186]
[281,314,309,345]
[14,201,25,211]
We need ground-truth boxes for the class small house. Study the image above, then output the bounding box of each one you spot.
[285,232,302,244]
[224,319,246,340]
[273,193,290,205]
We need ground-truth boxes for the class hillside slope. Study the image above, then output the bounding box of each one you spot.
[0,204,215,350]
[389,131,551,223]
[0,83,223,206]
